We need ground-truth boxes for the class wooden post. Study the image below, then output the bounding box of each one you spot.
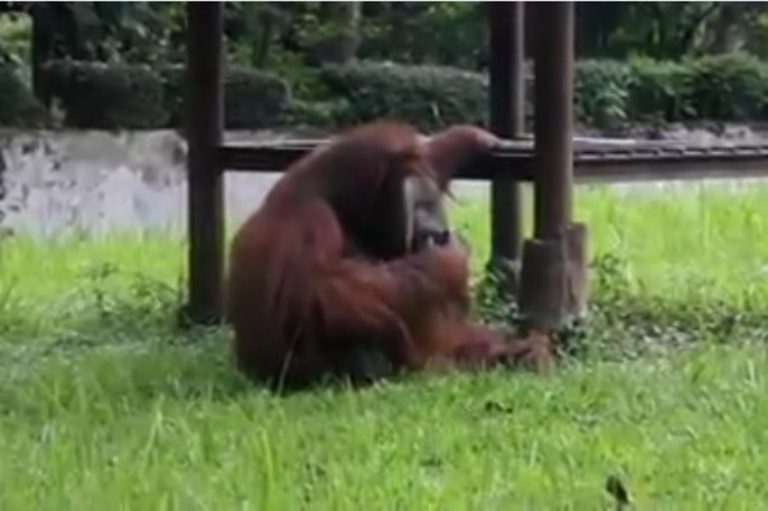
[519,2,580,330]
[488,2,525,292]
[182,2,225,326]
[533,1,574,239]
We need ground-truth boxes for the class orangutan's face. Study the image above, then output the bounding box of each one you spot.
[402,174,451,253]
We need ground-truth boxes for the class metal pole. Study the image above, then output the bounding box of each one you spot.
[533,1,574,239]
[489,1,525,267]
[184,2,225,325]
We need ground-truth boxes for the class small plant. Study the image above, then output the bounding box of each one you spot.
[78,262,181,335]
[472,266,519,329]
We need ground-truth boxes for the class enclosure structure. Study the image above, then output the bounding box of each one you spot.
[181,2,768,329]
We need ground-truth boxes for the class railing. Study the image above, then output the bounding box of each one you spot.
[217,138,768,183]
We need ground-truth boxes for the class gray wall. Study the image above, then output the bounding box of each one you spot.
[1,125,766,238]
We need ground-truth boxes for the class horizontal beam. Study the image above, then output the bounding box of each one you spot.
[217,141,768,183]
[576,155,768,183]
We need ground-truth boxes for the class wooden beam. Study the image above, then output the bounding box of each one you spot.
[218,141,768,183]
[183,2,225,325]
[576,154,768,183]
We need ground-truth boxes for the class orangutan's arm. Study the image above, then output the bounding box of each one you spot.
[311,244,470,366]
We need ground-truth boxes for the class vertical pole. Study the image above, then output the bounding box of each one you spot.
[532,1,574,239]
[184,2,225,325]
[517,1,577,330]
[489,2,525,284]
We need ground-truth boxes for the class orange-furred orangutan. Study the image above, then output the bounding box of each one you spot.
[226,121,549,390]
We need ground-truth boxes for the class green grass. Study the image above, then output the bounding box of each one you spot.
[2,181,768,509]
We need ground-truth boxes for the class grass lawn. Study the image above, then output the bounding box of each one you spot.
[2,181,768,509]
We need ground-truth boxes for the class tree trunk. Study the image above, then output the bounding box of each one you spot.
[30,4,53,106]
[314,2,361,65]
[708,4,743,53]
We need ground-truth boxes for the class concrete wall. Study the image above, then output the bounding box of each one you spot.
[0,129,288,237]
[1,125,766,238]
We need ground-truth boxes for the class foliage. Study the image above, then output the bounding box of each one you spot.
[572,53,768,128]
[41,60,168,129]
[608,3,720,59]
[687,52,768,120]
[225,2,295,68]
[160,64,292,130]
[0,65,46,127]
[575,60,631,129]
[319,61,489,130]
[281,98,355,130]
[359,2,486,69]
[626,58,696,122]
[312,55,768,130]
[3,2,768,131]
[13,52,768,131]
[90,2,187,66]
[0,11,31,74]
[4,2,768,88]
[224,66,292,129]
[41,61,291,131]
[156,64,185,127]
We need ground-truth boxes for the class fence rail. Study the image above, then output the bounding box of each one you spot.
[218,139,768,183]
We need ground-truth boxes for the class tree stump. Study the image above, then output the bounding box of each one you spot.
[517,221,589,330]
[517,236,567,330]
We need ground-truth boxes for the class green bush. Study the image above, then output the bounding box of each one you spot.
[159,65,291,130]
[626,58,695,122]
[42,60,168,129]
[686,52,768,121]
[0,66,46,127]
[282,98,355,129]
[574,54,768,127]
[16,54,768,132]
[158,64,185,127]
[319,61,489,131]
[224,67,291,129]
[574,60,631,129]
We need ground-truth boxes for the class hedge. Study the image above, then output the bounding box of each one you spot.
[8,53,768,131]
[223,66,291,129]
[318,61,488,131]
[577,53,768,128]
[0,66,47,127]
[312,55,768,131]
[625,58,696,122]
[686,53,768,121]
[161,65,291,130]
[38,61,291,130]
[41,60,169,129]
